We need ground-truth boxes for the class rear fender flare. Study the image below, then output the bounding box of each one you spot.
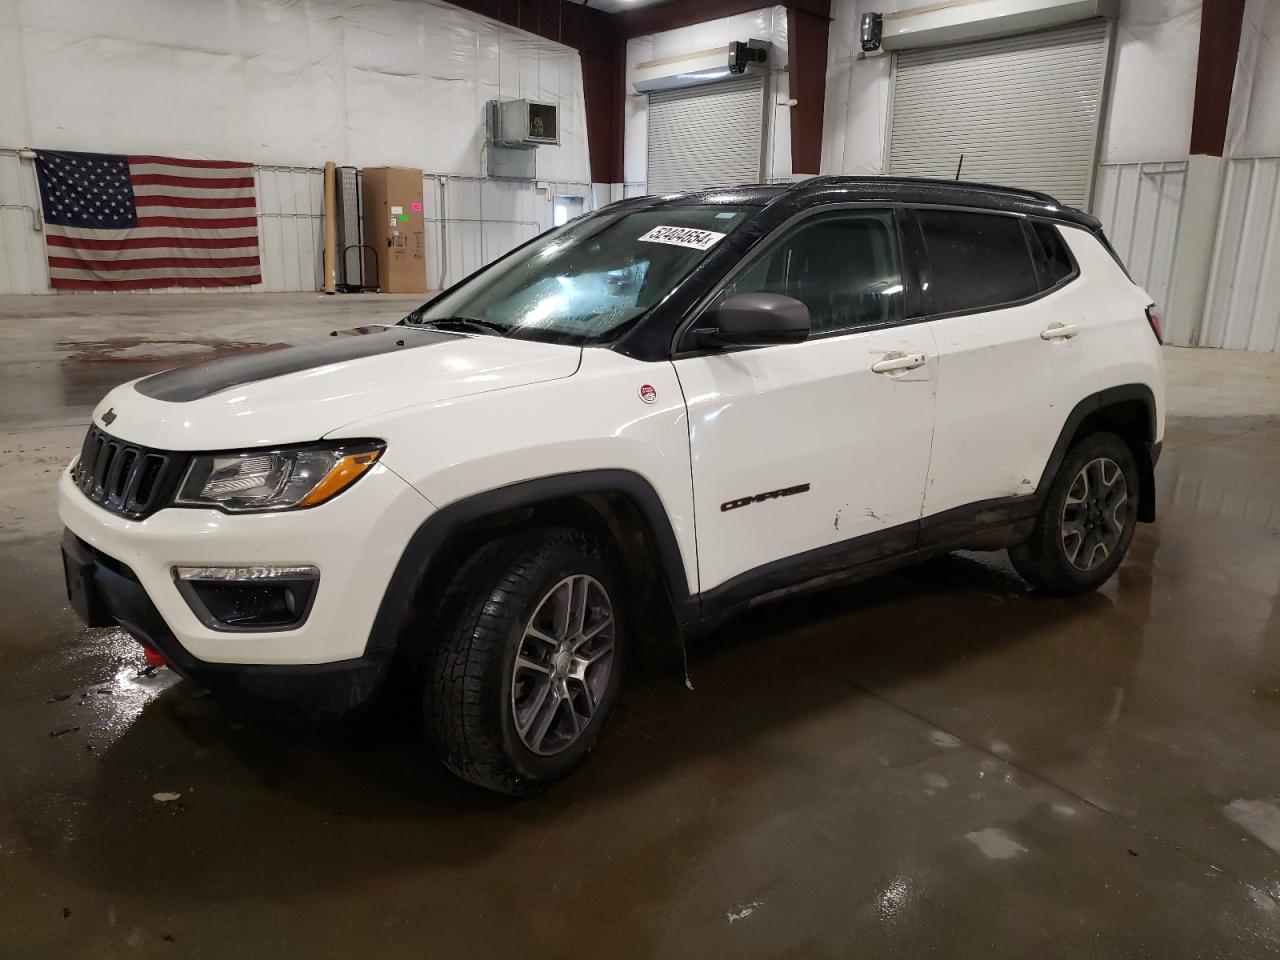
[1036,383,1159,522]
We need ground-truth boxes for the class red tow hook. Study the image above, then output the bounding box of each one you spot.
[142,646,168,670]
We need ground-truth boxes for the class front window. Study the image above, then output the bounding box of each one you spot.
[405,207,750,345]
[719,209,905,335]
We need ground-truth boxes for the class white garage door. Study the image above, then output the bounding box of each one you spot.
[647,76,766,194]
[888,19,1110,209]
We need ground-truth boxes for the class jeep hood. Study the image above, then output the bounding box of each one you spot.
[93,325,582,450]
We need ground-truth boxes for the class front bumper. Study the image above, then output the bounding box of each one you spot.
[58,459,433,683]
[62,530,390,712]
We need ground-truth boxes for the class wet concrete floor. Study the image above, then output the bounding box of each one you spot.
[1,294,1279,957]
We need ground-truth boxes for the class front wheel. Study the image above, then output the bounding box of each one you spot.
[1010,431,1140,596]
[425,527,626,795]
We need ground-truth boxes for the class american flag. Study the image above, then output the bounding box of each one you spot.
[34,150,261,290]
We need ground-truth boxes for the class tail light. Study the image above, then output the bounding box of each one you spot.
[1145,306,1163,344]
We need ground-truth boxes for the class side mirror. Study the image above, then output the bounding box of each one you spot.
[694,293,810,348]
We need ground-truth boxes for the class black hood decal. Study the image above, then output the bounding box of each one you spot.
[134,325,458,402]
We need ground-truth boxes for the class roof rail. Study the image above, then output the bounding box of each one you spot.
[841,175,1061,205]
[787,175,834,191]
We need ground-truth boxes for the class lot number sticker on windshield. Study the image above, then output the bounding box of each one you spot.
[638,225,726,250]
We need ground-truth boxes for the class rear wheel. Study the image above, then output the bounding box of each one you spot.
[425,527,626,795]
[1010,431,1139,596]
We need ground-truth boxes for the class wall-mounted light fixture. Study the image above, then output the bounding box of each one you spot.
[861,12,883,52]
[729,40,768,74]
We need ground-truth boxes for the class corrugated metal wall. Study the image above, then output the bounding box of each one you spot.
[424,176,595,290]
[0,151,596,296]
[1092,161,1187,316]
[1199,157,1280,352]
[0,151,47,295]
[256,167,325,293]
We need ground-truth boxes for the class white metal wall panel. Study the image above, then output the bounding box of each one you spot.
[257,167,324,294]
[1200,157,1280,352]
[0,152,49,295]
[2,0,591,187]
[1092,161,1186,315]
[889,19,1109,208]
[256,170,286,294]
[422,176,594,291]
[647,76,766,194]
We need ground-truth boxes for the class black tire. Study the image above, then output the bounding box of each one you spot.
[425,526,627,796]
[1010,431,1140,596]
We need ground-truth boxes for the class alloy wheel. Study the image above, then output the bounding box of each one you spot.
[1061,456,1130,572]
[510,574,616,756]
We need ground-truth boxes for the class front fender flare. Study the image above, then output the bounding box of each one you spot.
[365,469,697,672]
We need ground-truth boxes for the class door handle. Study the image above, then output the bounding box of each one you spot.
[1041,323,1079,340]
[871,352,927,374]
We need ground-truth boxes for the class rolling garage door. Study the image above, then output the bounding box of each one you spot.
[888,19,1110,209]
[647,75,766,194]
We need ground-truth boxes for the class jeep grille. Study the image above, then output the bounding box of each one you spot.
[72,426,186,520]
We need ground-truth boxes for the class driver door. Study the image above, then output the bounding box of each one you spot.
[672,208,938,598]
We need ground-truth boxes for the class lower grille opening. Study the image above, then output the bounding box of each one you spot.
[177,578,319,632]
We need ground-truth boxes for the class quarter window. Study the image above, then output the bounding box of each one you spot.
[917,210,1038,314]
[1030,221,1076,288]
[722,210,904,335]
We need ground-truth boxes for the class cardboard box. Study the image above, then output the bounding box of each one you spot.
[361,167,427,293]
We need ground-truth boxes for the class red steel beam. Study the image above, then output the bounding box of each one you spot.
[617,0,833,180]
[616,0,829,37]
[580,39,627,184]
[787,3,831,175]
[1189,0,1248,156]
[444,0,833,183]
[446,0,623,181]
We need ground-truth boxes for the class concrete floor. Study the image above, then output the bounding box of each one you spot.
[2,293,1279,957]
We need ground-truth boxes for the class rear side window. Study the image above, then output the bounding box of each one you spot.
[917,210,1038,314]
[1030,221,1076,288]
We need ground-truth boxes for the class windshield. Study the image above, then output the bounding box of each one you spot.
[404,207,749,345]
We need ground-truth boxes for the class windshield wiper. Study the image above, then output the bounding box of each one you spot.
[408,316,509,337]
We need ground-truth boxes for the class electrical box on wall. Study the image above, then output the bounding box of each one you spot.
[486,99,558,179]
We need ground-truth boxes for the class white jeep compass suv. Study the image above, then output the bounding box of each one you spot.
[60,177,1166,794]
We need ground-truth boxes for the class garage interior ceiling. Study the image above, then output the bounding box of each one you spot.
[567,0,670,11]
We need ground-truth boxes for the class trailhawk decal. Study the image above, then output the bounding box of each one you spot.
[721,483,811,512]
[637,225,726,251]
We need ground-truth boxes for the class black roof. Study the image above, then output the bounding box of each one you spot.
[621,175,1102,232]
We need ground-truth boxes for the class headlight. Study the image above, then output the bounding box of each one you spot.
[175,440,384,513]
